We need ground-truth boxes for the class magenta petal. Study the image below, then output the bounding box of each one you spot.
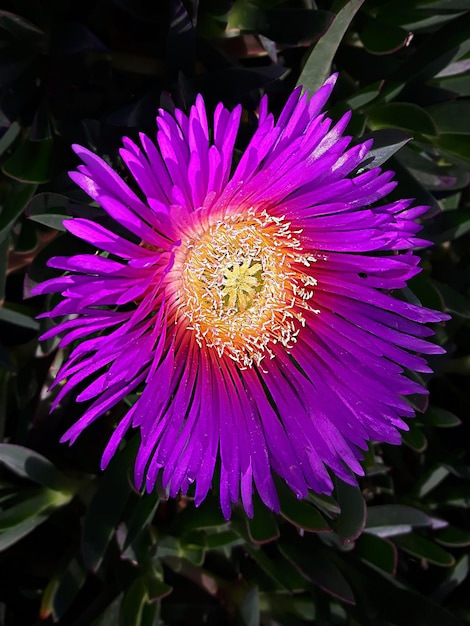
[33,74,449,520]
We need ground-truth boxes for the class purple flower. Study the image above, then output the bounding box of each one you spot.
[33,75,448,518]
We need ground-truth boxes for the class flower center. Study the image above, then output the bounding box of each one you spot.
[177,210,318,367]
[221,259,263,312]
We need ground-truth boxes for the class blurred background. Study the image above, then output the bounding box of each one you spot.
[0,1,469,624]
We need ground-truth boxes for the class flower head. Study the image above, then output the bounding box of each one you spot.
[33,75,448,518]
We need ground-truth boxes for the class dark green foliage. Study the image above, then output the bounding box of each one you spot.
[1,0,470,624]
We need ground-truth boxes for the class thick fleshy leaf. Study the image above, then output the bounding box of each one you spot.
[278,483,330,533]
[237,587,260,626]
[227,3,334,46]
[0,182,37,244]
[2,137,54,183]
[26,193,73,230]
[40,557,87,621]
[296,0,365,94]
[334,479,367,543]
[358,129,411,171]
[360,16,411,55]
[415,465,450,498]
[0,487,71,551]
[119,572,171,626]
[120,492,160,552]
[81,440,136,571]
[402,424,428,453]
[0,10,44,41]
[355,533,397,575]
[280,542,356,604]
[394,534,455,567]
[0,444,76,492]
[368,103,438,137]
[435,526,470,548]
[156,534,205,566]
[0,306,39,331]
[433,556,469,603]
[427,101,470,135]
[365,505,433,537]
[0,505,51,551]
[246,495,280,543]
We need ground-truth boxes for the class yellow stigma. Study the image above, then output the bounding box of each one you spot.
[221,260,263,312]
[176,210,318,367]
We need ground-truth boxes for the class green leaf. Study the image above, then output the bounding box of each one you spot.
[433,71,470,97]
[360,16,411,55]
[435,525,470,548]
[119,577,147,626]
[120,492,160,552]
[2,137,54,184]
[205,529,243,550]
[0,506,50,551]
[387,10,470,82]
[334,479,366,543]
[365,505,433,537]
[415,465,450,498]
[296,0,365,95]
[0,490,53,530]
[15,219,38,252]
[277,482,330,532]
[355,533,397,575]
[0,181,37,244]
[0,121,21,157]
[306,492,341,518]
[427,101,470,134]
[258,593,315,621]
[144,569,172,601]
[246,494,279,544]
[346,81,383,110]
[387,156,442,219]
[0,486,71,551]
[81,439,136,571]
[358,129,411,170]
[402,424,428,453]
[280,542,355,604]
[227,2,334,46]
[237,586,260,626]
[0,10,45,42]
[0,443,76,492]
[438,133,470,162]
[394,534,455,567]
[91,594,122,626]
[40,557,87,621]
[0,306,39,331]
[395,144,468,191]
[422,406,462,428]
[26,192,72,230]
[368,103,438,137]
[429,208,470,242]
[430,280,470,316]
[376,1,465,30]
[243,542,294,590]
[156,534,205,566]
[445,464,470,480]
[173,496,228,534]
[433,555,469,602]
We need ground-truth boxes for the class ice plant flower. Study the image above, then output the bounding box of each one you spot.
[33,75,448,518]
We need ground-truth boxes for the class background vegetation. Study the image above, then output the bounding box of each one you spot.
[0,0,469,624]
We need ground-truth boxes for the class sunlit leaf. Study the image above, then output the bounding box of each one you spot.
[297,0,365,94]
